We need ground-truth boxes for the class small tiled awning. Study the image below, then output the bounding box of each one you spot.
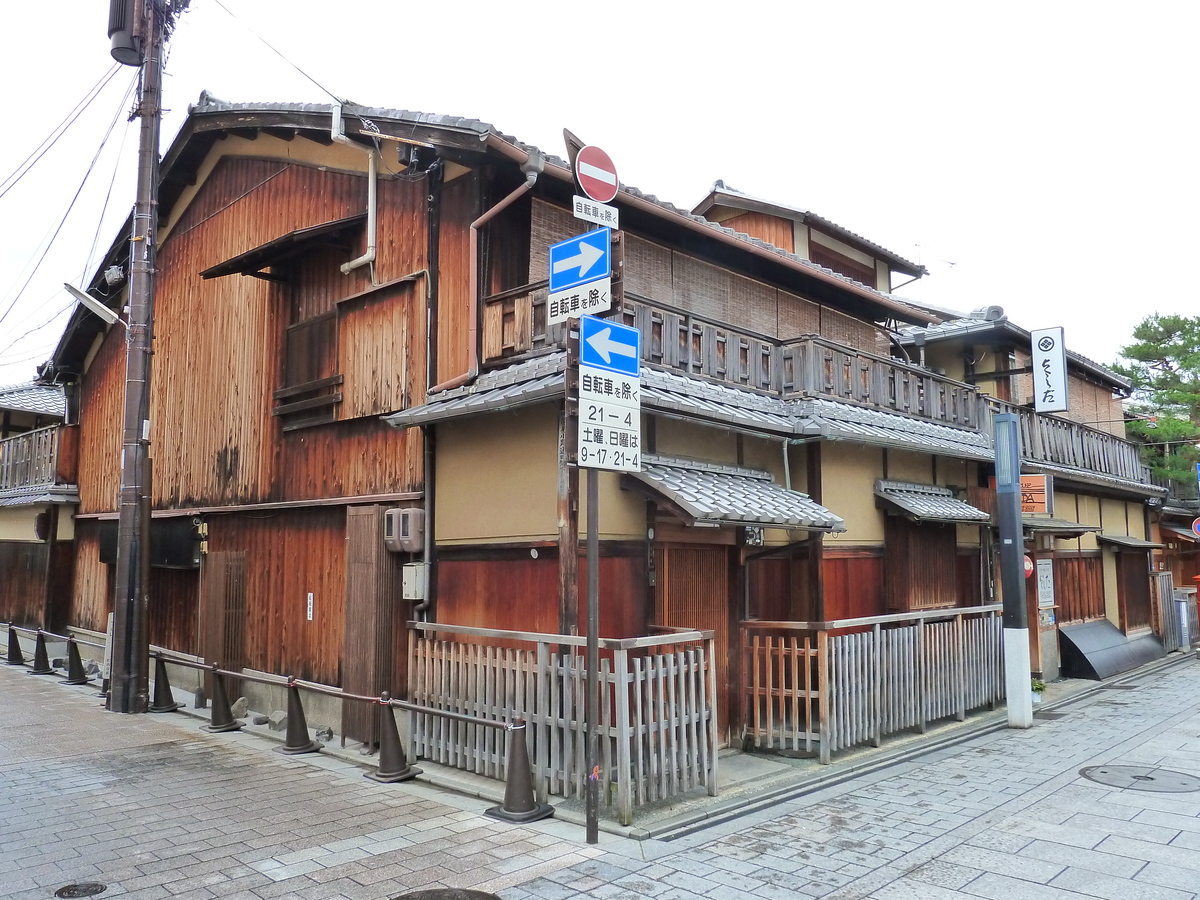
[873,480,990,524]
[1096,533,1164,550]
[1022,516,1100,537]
[199,214,366,279]
[0,484,79,507]
[625,455,845,531]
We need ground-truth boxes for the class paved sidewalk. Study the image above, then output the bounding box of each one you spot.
[2,655,1199,900]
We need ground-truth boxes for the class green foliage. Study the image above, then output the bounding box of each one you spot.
[1114,314,1200,494]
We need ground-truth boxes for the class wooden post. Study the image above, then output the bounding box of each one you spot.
[614,645,632,824]
[817,629,831,764]
[871,622,882,747]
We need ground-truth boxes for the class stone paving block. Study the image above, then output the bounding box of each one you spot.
[1094,835,1200,872]
[1135,861,1200,894]
[1132,809,1200,835]
[1020,839,1147,879]
[961,870,1102,900]
[1063,812,1182,845]
[941,845,1066,884]
[1049,865,1193,900]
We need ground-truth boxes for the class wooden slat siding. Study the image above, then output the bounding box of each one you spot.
[146,567,199,655]
[720,212,796,253]
[204,508,346,683]
[822,550,886,621]
[198,551,247,697]
[885,518,958,612]
[1151,573,1182,652]
[338,280,420,419]
[76,325,126,514]
[437,172,478,385]
[1054,553,1105,623]
[167,157,291,239]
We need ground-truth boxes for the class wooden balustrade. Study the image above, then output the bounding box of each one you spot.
[407,621,717,825]
[742,605,1005,763]
[981,399,1149,483]
[0,426,60,492]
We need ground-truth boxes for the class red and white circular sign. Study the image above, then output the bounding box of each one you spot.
[575,145,619,204]
[1023,555,1035,578]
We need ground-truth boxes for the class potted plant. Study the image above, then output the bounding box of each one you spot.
[1031,678,1047,704]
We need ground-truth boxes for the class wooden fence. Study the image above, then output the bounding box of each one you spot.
[0,426,59,491]
[742,605,1005,763]
[407,622,717,825]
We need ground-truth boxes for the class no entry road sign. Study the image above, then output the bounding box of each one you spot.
[575,145,619,204]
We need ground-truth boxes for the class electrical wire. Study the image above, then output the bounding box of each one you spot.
[0,64,122,203]
[82,114,135,283]
[0,300,75,359]
[0,69,139,330]
[209,0,344,104]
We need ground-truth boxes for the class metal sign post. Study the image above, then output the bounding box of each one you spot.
[994,412,1033,728]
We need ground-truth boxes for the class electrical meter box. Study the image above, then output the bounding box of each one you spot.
[384,508,424,553]
[402,563,426,600]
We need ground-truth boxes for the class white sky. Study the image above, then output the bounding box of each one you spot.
[1,0,1196,387]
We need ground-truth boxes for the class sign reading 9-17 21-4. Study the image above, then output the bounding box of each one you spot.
[577,315,641,472]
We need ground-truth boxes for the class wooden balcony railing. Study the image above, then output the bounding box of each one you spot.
[478,288,1153,485]
[782,335,983,428]
[981,398,1150,484]
[0,426,62,492]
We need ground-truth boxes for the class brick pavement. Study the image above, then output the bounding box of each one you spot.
[2,655,1198,900]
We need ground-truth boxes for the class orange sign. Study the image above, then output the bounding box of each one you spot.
[987,474,1052,514]
[1019,475,1050,514]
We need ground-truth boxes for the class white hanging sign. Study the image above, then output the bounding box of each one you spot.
[1031,326,1068,413]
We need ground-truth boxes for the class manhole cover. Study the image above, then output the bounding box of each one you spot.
[55,885,107,899]
[1079,765,1200,793]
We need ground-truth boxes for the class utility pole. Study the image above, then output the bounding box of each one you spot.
[108,0,165,713]
[994,412,1034,728]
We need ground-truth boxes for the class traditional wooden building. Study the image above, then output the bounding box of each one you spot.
[16,96,1168,821]
[895,308,1169,680]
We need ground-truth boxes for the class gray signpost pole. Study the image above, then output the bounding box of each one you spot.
[993,412,1033,728]
[585,467,599,844]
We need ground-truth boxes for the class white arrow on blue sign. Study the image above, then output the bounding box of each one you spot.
[580,314,640,377]
[548,228,611,294]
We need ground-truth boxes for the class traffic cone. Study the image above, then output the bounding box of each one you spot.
[6,626,25,665]
[364,694,420,783]
[59,638,91,685]
[28,632,54,675]
[201,667,243,733]
[275,679,321,754]
[485,719,554,823]
[148,654,183,713]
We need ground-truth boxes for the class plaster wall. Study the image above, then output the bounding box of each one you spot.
[822,444,884,544]
[0,507,44,542]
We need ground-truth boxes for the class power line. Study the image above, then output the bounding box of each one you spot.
[83,113,135,282]
[0,64,122,202]
[210,0,344,104]
[0,70,139,330]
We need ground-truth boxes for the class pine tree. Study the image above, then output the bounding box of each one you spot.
[1114,314,1200,496]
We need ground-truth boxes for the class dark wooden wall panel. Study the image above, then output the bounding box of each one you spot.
[1118,550,1152,632]
[0,542,49,628]
[76,326,126,514]
[148,565,200,654]
[823,550,885,621]
[1054,553,1104,623]
[436,173,478,385]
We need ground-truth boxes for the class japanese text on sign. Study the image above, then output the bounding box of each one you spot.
[548,277,610,326]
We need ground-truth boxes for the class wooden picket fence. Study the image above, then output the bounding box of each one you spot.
[406,622,717,825]
[742,605,1005,763]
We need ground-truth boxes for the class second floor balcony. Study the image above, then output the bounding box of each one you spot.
[478,287,1157,493]
[0,425,79,502]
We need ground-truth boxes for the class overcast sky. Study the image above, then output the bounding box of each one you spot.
[1,1,1196,387]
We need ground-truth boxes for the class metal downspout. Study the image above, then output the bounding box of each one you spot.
[331,104,378,283]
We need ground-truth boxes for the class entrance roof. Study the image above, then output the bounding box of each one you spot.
[1096,533,1164,550]
[1021,516,1100,537]
[873,480,991,524]
[624,455,845,531]
[1160,524,1200,544]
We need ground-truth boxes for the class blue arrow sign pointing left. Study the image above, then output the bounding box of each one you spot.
[580,314,640,377]
[548,228,611,293]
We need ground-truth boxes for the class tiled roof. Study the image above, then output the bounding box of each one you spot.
[627,454,844,531]
[640,367,795,435]
[188,98,935,326]
[793,397,994,460]
[0,484,78,507]
[1096,532,1164,550]
[1023,461,1166,498]
[1160,524,1199,544]
[896,314,1131,391]
[874,480,991,524]
[1021,516,1099,535]
[0,383,65,418]
[382,354,567,428]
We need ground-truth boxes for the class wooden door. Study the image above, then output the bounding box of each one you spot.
[654,545,731,739]
[1117,550,1153,632]
[342,506,404,746]
[199,551,247,698]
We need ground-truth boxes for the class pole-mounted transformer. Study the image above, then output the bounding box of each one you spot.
[108,0,142,66]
